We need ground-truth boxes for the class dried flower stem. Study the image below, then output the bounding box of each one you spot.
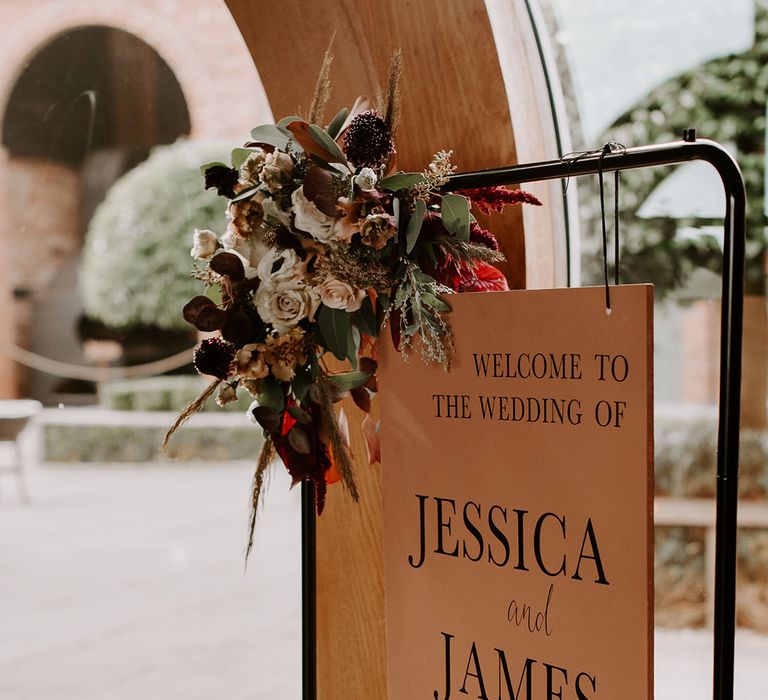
[318,376,359,502]
[307,35,335,125]
[161,378,220,452]
[379,49,403,136]
[245,436,276,565]
[414,150,456,201]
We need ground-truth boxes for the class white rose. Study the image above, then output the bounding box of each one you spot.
[291,187,339,244]
[354,167,378,191]
[254,282,320,332]
[256,248,306,287]
[222,226,270,278]
[260,150,294,190]
[190,229,218,260]
[318,278,366,312]
[261,195,291,227]
[240,148,268,183]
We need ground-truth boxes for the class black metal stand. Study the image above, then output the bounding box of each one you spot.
[301,135,746,700]
[302,480,317,700]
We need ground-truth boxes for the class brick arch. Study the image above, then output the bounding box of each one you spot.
[0,0,275,398]
[0,0,272,140]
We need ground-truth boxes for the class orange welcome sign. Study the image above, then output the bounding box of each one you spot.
[379,285,654,700]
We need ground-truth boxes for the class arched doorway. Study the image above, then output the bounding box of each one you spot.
[1,25,190,403]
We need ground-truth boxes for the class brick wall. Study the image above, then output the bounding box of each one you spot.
[0,0,273,399]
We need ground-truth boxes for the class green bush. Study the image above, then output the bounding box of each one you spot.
[80,140,228,331]
[655,414,768,498]
[100,376,252,413]
[44,423,263,463]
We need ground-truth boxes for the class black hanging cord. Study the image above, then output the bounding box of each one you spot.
[561,143,625,309]
[598,145,612,311]
[584,141,625,311]
[614,168,620,287]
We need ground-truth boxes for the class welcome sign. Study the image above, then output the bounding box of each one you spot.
[379,286,653,699]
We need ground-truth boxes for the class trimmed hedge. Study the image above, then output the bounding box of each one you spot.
[100,376,252,413]
[44,423,263,463]
[655,413,768,498]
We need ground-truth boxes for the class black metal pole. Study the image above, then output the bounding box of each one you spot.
[301,480,316,700]
[449,138,746,700]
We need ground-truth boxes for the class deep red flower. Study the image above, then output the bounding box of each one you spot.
[271,400,332,515]
[460,186,542,214]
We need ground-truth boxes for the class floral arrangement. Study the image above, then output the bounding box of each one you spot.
[162,50,540,555]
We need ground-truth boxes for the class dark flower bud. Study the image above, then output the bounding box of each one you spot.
[193,337,236,379]
[342,110,395,168]
[203,165,239,199]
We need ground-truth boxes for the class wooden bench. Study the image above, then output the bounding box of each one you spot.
[0,400,42,501]
[655,497,768,627]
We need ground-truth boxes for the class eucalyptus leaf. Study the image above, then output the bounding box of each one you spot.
[231,148,255,171]
[277,115,302,129]
[251,405,281,433]
[328,370,371,390]
[393,197,400,239]
[256,375,285,413]
[231,185,259,203]
[309,155,348,175]
[318,305,350,361]
[327,107,349,139]
[405,199,427,253]
[421,292,451,312]
[288,427,312,454]
[376,292,390,314]
[348,325,360,370]
[354,296,379,338]
[422,240,438,265]
[378,172,426,192]
[291,363,312,402]
[441,193,470,241]
[199,161,228,175]
[250,124,291,150]
[287,404,312,425]
[308,124,347,164]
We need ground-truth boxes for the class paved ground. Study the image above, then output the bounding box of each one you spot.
[1,452,767,699]
[0,456,302,700]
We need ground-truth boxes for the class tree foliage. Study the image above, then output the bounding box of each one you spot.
[80,140,228,330]
[584,1,768,295]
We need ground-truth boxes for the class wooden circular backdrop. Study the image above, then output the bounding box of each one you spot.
[224,1,567,696]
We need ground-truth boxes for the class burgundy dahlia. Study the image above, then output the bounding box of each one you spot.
[203,165,239,199]
[193,337,236,379]
[342,110,395,168]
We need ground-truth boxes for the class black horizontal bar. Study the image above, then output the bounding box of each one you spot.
[446,138,740,189]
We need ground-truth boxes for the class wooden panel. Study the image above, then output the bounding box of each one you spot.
[224,0,526,289]
[486,0,570,288]
[223,1,565,697]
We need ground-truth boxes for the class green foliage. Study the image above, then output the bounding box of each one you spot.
[100,376,251,412]
[44,423,262,462]
[80,140,229,331]
[440,194,470,241]
[654,413,768,498]
[585,0,768,295]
